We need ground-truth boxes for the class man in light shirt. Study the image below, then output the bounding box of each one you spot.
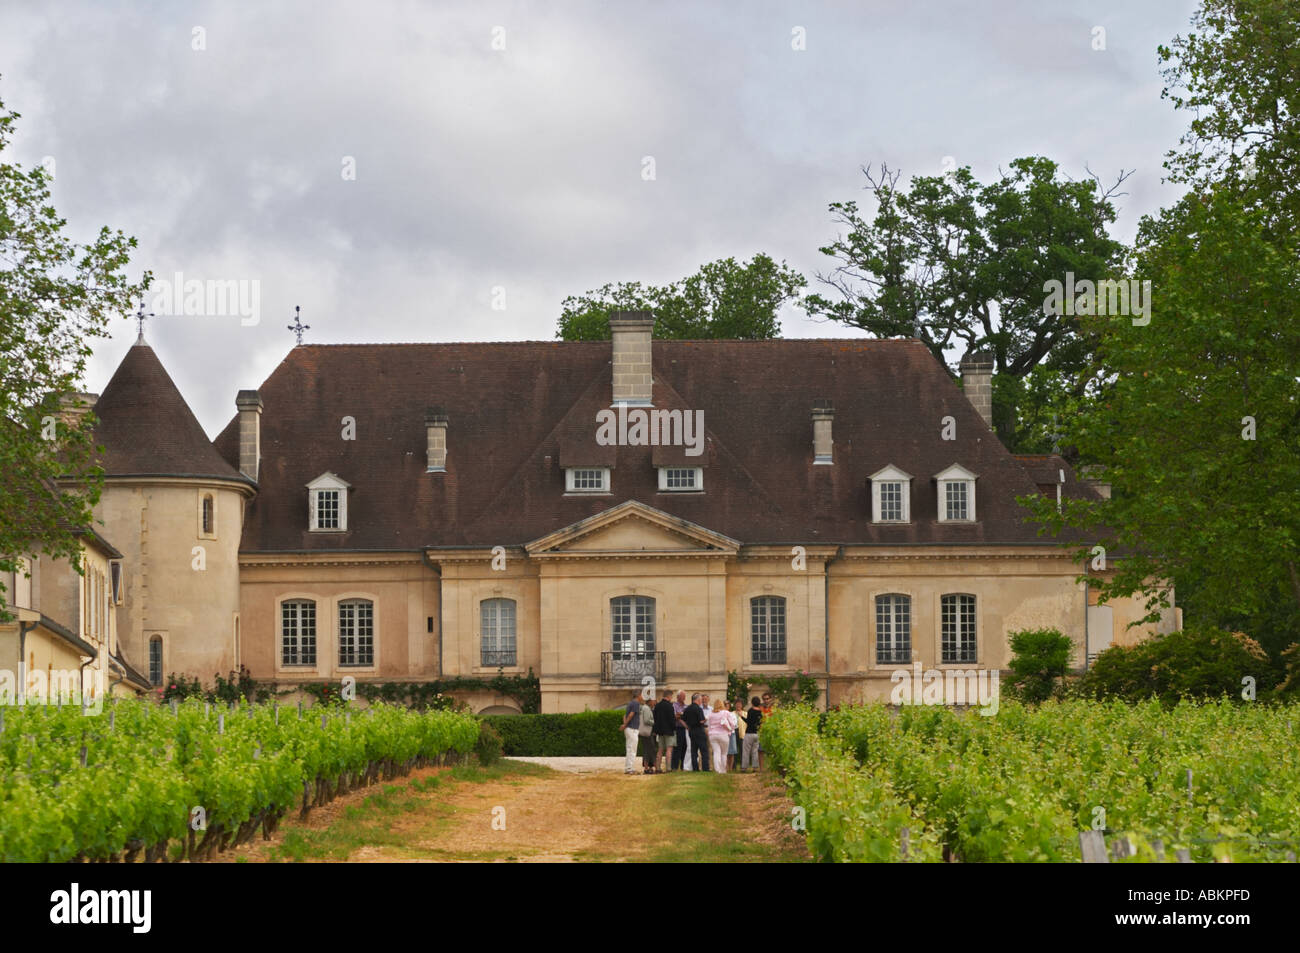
[620,688,641,775]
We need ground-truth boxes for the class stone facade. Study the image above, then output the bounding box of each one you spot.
[59,326,1182,712]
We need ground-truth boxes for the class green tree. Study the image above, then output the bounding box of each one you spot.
[1006,628,1073,703]
[0,94,146,616]
[556,253,804,341]
[1159,0,1300,236]
[1023,190,1300,659]
[803,158,1128,451]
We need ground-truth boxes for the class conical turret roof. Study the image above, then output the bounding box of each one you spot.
[93,342,251,484]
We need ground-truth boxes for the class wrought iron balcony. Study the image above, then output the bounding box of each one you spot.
[480,649,517,667]
[601,651,665,686]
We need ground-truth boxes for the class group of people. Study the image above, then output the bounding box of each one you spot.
[620,688,775,775]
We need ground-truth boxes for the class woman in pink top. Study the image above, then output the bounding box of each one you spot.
[707,704,737,774]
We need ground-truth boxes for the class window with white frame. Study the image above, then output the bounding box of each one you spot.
[611,595,655,656]
[934,464,977,522]
[480,598,517,667]
[750,596,787,664]
[941,593,977,663]
[658,467,702,491]
[338,599,374,666]
[945,481,968,520]
[870,465,912,522]
[281,599,317,666]
[307,472,350,531]
[566,468,610,493]
[316,490,339,528]
[875,594,912,664]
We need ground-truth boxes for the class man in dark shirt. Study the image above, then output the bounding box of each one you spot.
[652,689,677,773]
[742,695,763,771]
[682,693,709,772]
[671,690,688,770]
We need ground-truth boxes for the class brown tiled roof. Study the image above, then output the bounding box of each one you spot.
[215,339,1087,551]
[93,343,251,485]
[1013,454,1101,501]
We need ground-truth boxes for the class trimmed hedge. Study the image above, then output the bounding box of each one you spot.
[481,709,627,756]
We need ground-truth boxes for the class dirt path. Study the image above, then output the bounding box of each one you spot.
[222,760,809,863]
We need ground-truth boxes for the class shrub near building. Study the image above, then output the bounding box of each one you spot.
[1079,626,1272,705]
[481,710,626,756]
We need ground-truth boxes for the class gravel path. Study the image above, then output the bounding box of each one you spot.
[504,756,631,774]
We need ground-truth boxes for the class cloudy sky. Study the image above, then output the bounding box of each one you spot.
[2,0,1199,435]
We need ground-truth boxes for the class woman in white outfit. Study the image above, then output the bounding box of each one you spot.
[707,702,737,774]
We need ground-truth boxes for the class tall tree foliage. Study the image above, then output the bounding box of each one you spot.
[1159,0,1300,236]
[803,157,1128,451]
[1023,191,1300,657]
[555,253,804,341]
[0,95,146,616]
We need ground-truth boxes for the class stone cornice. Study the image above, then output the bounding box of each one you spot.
[839,548,1080,562]
[240,551,421,569]
[528,549,731,562]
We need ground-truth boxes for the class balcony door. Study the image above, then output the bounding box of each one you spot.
[611,595,655,658]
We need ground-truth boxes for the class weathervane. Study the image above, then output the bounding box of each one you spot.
[135,299,155,344]
[287,305,310,346]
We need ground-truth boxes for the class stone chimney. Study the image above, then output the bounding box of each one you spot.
[959,350,994,430]
[609,310,655,406]
[235,390,263,481]
[425,407,448,472]
[57,392,99,426]
[812,399,834,465]
[1078,465,1112,500]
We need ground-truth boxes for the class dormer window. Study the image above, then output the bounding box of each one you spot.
[565,468,610,493]
[935,464,977,522]
[307,472,351,531]
[658,467,702,492]
[869,465,912,522]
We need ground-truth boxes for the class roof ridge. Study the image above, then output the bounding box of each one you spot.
[283,337,919,348]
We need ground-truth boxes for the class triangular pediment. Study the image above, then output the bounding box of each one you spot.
[525,500,739,558]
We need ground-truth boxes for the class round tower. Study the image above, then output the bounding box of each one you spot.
[91,340,255,689]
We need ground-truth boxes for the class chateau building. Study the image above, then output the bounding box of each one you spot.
[13,312,1179,713]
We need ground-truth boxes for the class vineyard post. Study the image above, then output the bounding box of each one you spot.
[1175,848,1191,862]
[1078,830,1108,863]
[218,713,225,735]
[79,745,87,767]
[170,698,178,716]
[204,702,210,717]
[1152,839,1165,862]
[1186,769,1193,802]
[108,710,114,732]
[321,714,328,730]
[274,704,279,725]
[0,708,4,735]
[298,700,303,718]
[900,827,910,861]
[1287,851,1297,862]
